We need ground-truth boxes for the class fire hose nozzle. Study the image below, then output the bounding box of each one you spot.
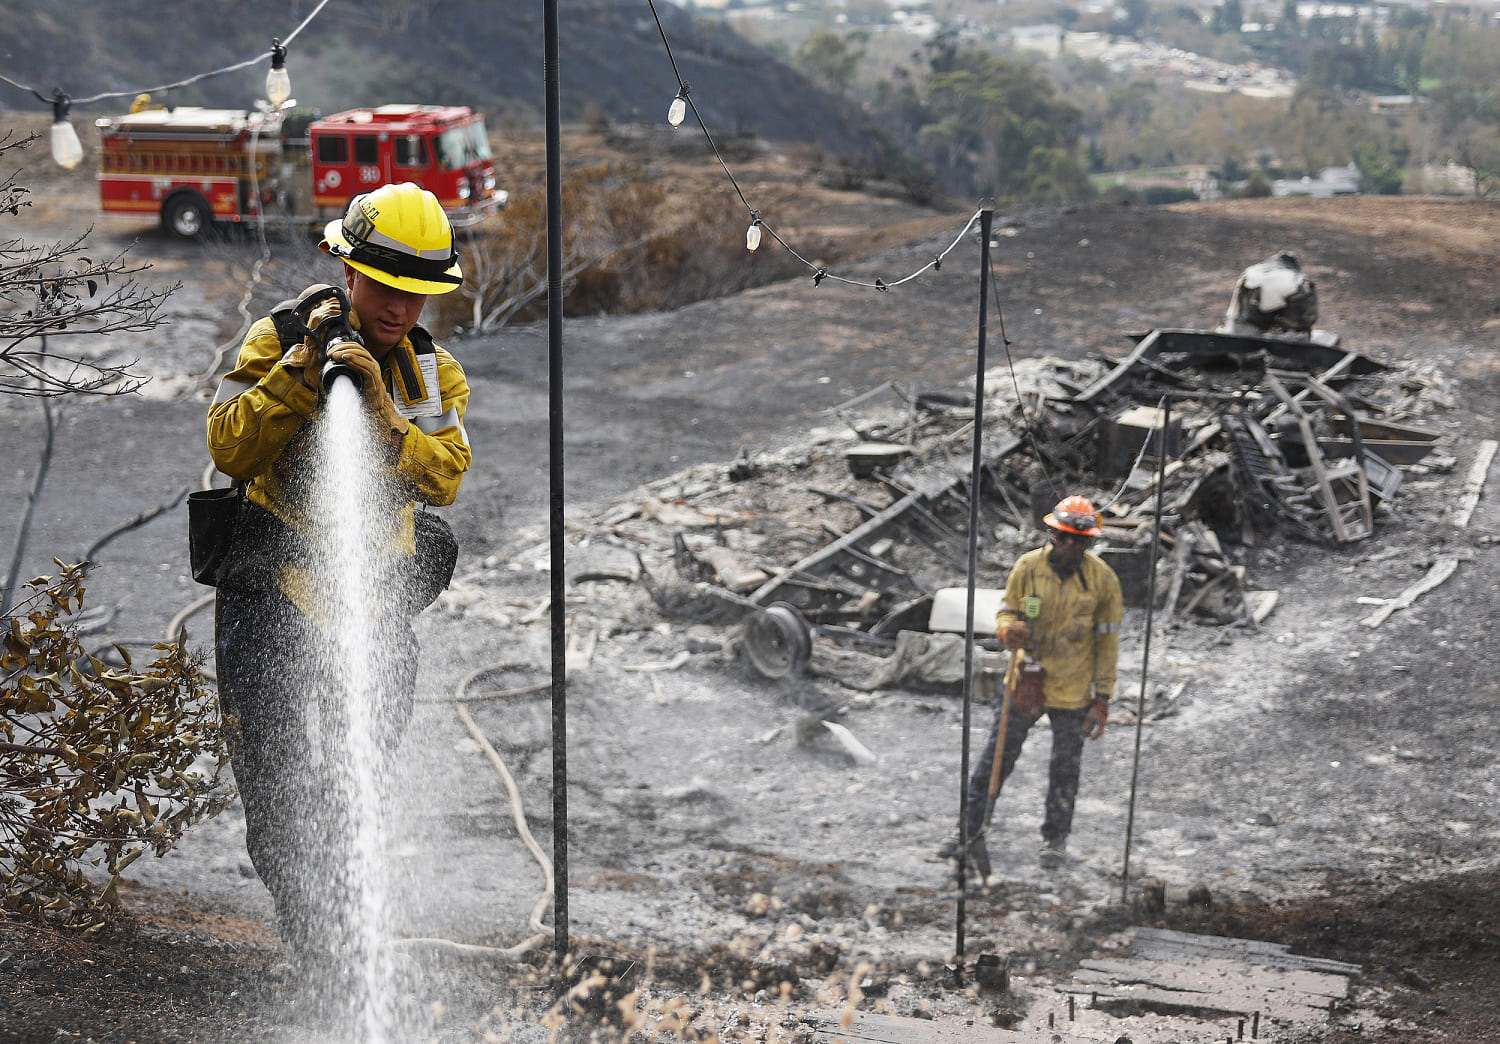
[319,344,365,391]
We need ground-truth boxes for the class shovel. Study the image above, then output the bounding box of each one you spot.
[963,648,1023,880]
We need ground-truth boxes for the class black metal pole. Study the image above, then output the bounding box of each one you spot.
[543,0,569,965]
[1120,395,1170,905]
[955,200,996,965]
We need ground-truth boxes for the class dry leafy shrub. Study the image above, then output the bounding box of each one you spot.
[0,564,233,931]
[437,162,803,333]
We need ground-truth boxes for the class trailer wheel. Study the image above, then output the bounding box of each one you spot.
[162,193,211,240]
[743,602,812,681]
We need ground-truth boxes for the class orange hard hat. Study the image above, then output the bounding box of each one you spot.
[1044,495,1103,537]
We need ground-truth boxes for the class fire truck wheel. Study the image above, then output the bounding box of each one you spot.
[162,193,211,240]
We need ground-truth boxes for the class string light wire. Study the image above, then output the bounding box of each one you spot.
[0,0,331,108]
[644,0,981,291]
[986,251,1062,494]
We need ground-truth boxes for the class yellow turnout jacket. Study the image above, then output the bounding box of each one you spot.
[206,314,470,609]
[994,545,1123,710]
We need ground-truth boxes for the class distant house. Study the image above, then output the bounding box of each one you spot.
[1369,95,1419,115]
[1273,164,1361,197]
[1011,24,1064,57]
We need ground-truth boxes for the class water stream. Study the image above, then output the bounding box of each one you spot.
[303,376,403,1042]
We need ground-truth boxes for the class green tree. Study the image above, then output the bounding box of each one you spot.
[1431,78,1500,194]
[1354,140,1404,194]
[1285,86,1363,173]
[794,29,868,95]
[1023,146,1096,201]
[920,50,1087,199]
[1242,169,1274,196]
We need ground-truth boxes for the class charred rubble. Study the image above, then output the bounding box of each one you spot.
[607,253,1446,689]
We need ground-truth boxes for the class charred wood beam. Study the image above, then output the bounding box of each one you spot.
[1075,329,1163,404]
[1151,330,1385,374]
[1076,329,1384,407]
[808,486,887,520]
[751,436,1025,613]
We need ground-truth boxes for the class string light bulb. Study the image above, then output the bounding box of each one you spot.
[746,211,762,253]
[667,82,689,128]
[265,39,291,108]
[49,89,83,170]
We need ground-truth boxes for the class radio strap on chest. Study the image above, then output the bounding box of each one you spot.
[395,324,435,403]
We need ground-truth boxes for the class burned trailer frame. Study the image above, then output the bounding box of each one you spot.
[1072,328,1437,547]
[728,321,1442,683]
[739,435,1025,680]
[1072,328,1387,407]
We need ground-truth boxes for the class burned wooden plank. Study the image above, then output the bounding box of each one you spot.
[1074,956,1353,1007]
[1453,438,1498,527]
[1263,370,1372,542]
[1132,927,1362,977]
[748,491,928,614]
[1359,553,1462,628]
[748,437,1024,616]
[805,1009,1094,1044]
[1074,328,1163,404]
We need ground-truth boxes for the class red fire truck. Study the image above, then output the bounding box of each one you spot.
[95,103,506,239]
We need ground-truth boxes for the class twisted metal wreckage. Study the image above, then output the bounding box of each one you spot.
[624,253,1444,694]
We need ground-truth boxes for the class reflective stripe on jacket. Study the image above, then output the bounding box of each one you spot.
[994,545,1122,710]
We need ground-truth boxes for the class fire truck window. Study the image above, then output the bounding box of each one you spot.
[318,136,349,164]
[395,136,429,168]
[354,136,378,165]
[436,128,464,170]
[467,122,493,161]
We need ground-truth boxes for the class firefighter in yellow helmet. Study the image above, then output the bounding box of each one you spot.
[939,495,1123,873]
[205,182,470,984]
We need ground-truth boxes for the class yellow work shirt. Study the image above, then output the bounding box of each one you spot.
[994,545,1123,710]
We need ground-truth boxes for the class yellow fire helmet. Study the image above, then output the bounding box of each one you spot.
[320,182,463,295]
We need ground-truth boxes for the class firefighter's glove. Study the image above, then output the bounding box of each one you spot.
[322,342,411,451]
[1083,695,1109,740]
[304,294,344,333]
[999,620,1031,650]
[282,338,321,392]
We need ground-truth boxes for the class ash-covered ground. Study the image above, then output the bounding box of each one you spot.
[2,158,1499,1043]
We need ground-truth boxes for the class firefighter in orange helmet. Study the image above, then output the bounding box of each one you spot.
[939,495,1123,872]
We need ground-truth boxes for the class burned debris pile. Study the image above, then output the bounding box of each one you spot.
[595,255,1447,687]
